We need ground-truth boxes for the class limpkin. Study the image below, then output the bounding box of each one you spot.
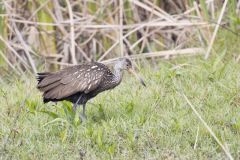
[36,58,145,121]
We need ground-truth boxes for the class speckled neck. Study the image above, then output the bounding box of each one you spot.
[113,63,124,84]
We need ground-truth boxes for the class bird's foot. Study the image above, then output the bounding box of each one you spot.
[79,113,87,122]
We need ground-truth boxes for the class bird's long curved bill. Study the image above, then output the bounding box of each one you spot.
[129,68,146,87]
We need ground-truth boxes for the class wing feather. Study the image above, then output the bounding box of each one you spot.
[40,80,61,92]
[38,74,61,87]
[39,62,108,100]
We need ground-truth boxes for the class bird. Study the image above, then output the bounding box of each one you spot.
[36,58,146,121]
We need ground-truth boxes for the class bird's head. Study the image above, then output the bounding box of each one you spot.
[116,58,146,87]
[117,58,133,70]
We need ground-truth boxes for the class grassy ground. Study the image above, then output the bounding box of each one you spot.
[0,58,240,159]
[1,34,240,159]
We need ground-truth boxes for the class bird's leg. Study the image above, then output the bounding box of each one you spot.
[73,95,82,112]
[79,103,87,122]
[72,103,78,112]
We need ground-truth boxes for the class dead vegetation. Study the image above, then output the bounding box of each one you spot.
[0,0,239,73]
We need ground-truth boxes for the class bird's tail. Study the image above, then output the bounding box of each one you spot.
[36,72,51,85]
[36,72,52,103]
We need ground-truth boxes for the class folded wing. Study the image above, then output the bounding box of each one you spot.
[37,63,106,100]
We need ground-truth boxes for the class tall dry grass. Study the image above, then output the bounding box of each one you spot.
[0,0,239,73]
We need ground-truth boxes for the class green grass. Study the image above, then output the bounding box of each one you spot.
[1,55,240,159]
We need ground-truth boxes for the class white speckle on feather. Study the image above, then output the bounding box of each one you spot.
[77,74,81,78]
[72,80,77,86]
[73,71,78,75]
[87,69,91,71]
[88,84,92,90]
[77,82,81,88]
[91,66,98,69]
[81,82,86,89]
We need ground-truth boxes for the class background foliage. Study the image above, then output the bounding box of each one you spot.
[0,0,239,73]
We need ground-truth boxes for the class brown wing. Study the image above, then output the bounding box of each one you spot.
[37,62,108,100]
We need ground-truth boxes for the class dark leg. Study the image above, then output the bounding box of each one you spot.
[72,103,78,112]
[73,95,82,112]
[79,103,87,121]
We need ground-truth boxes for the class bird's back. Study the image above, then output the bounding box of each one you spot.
[36,62,115,104]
